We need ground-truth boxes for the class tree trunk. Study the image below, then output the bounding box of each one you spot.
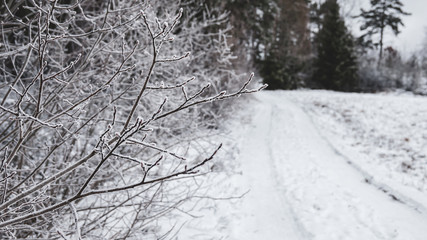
[378,25,384,68]
[378,3,386,68]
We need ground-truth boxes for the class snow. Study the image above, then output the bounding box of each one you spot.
[287,90,427,207]
[181,90,427,239]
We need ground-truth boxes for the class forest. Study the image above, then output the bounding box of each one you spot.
[0,0,425,239]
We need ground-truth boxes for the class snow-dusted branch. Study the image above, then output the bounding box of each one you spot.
[0,1,259,237]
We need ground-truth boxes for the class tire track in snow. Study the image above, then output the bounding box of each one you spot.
[240,91,427,240]
[266,102,314,240]
[264,94,391,240]
[229,97,305,240]
[292,95,427,216]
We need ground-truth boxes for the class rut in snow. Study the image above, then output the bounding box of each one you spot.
[228,91,427,240]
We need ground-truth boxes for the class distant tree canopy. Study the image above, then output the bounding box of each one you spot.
[180,0,310,90]
[258,0,310,90]
[182,0,414,93]
[313,0,358,92]
[357,0,411,65]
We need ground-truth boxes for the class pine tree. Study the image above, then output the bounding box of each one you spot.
[357,0,410,65]
[260,40,301,90]
[313,0,358,92]
[260,0,310,90]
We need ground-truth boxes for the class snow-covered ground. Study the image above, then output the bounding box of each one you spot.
[182,90,427,239]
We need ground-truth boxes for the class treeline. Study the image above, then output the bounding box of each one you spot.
[187,0,426,93]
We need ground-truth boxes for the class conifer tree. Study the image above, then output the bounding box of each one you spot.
[313,0,358,92]
[260,40,301,90]
[260,0,310,90]
[357,0,410,64]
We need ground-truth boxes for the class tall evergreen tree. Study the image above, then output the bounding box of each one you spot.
[357,0,410,64]
[313,0,358,92]
[260,0,310,90]
[260,39,301,90]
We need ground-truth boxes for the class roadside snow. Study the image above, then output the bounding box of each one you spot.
[287,90,427,211]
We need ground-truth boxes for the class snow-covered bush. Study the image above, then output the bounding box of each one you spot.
[0,1,263,238]
[358,49,424,93]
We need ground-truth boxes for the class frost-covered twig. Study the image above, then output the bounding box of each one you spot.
[0,1,260,237]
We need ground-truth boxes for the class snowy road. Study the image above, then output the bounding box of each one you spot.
[229,91,427,240]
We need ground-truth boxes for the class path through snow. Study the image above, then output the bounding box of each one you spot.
[229,91,427,240]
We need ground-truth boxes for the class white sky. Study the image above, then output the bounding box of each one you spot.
[339,0,427,58]
[393,0,427,55]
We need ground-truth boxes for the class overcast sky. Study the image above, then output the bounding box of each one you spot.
[393,0,427,55]
[340,0,427,58]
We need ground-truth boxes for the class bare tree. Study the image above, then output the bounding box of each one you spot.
[0,1,264,238]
